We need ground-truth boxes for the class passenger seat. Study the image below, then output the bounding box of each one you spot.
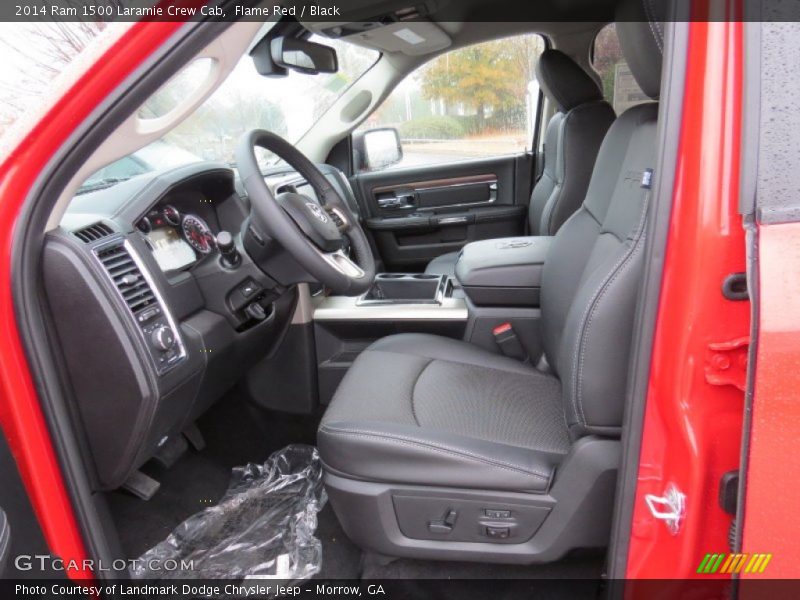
[425,49,616,277]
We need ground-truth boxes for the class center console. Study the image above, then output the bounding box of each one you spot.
[455,237,551,308]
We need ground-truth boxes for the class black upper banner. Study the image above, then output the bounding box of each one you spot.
[1,0,800,23]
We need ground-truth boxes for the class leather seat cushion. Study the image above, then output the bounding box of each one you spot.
[319,334,570,493]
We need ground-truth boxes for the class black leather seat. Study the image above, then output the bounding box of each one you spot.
[425,49,615,277]
[319,5,664,563]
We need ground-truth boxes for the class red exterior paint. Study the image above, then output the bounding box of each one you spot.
[0,21,187,579]
[625,19,747,580]
[740,224,800,578]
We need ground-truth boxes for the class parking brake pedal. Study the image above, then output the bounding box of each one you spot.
[152,434,188,469]
[122,470,160,501]
[183,422,206,452]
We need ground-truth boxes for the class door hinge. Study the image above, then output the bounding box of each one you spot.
[645,483,686,535]
[705,336,749,391]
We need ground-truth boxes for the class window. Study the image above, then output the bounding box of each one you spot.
[0,22,130,140]
[356,33,545,173]
[592,23,649,114]
[77,34,379,192]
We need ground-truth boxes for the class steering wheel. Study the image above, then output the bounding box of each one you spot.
[236,130,375,296]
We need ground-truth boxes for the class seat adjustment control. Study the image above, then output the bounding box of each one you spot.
[428,509,457,534]
[485,525,510,539]
[484,509,511,519]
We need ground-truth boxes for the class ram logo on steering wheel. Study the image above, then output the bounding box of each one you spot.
[306,202,329,224]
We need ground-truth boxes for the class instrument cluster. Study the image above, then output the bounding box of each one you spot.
[137,204,216,271]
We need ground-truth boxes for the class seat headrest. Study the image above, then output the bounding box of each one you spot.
[535,49,603,112]
[615,0,665,99]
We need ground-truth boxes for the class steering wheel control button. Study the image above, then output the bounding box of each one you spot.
[151,326,176,351]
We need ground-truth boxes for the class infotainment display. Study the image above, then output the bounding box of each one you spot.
[147,227,197,272]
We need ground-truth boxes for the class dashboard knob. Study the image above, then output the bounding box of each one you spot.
[151,326,175,351]
[216,230,241,268]
[216,230,234,252]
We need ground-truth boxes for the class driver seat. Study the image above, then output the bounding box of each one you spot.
[318,8,663,563]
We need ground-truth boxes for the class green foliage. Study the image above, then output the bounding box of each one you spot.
[399,115,465,140]
[418,35,542,131]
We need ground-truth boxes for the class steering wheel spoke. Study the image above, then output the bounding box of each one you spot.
[320,249,366,279]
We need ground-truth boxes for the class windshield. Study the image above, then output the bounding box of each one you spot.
[78,35,378,193]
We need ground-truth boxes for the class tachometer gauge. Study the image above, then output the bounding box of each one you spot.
[181,214,215,255]
[163,205,181,226]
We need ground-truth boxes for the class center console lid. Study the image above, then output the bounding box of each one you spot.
[455,237,552,307]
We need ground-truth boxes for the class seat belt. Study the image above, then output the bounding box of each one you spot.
[492,322,530,363]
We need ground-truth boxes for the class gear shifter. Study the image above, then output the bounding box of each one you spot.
[216,231,241,269]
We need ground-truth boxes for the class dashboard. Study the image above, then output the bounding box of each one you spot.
[46,160,359,492]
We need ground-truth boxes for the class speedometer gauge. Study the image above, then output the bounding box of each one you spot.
[181,215,215,255]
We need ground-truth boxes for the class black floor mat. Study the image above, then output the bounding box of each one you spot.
[106,449,232,558]
[315,504,363,579]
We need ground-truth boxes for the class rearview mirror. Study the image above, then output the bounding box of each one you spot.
[355,128,403,172]
[270,37,338,75]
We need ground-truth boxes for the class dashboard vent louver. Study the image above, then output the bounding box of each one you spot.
[74,222,114,243]
[96,244,156,313]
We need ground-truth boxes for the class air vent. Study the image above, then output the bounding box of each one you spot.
[74,222,114,243]
[96,244,156,314]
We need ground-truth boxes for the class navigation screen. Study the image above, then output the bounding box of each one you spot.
[147,227,196,272]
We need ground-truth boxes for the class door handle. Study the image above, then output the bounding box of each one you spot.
[436,216,469,225]
[377,193,416,209]
[434,214,475,226]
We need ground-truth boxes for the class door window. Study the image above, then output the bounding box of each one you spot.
[355,33,545,173]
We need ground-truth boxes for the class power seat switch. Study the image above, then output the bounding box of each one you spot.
[428,509,457,534]
[485,526,510,539]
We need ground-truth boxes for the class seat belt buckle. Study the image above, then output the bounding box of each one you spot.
[492,322,529,362]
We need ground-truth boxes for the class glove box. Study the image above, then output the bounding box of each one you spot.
[454,237,552,307]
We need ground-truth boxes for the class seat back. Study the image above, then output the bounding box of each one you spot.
[540,11,664,438]
[529,50,616,235]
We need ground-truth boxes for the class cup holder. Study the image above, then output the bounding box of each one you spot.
[360,273,445,304]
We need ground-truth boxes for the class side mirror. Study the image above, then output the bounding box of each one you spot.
[354,128,403,172]
[270,37,338,75]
